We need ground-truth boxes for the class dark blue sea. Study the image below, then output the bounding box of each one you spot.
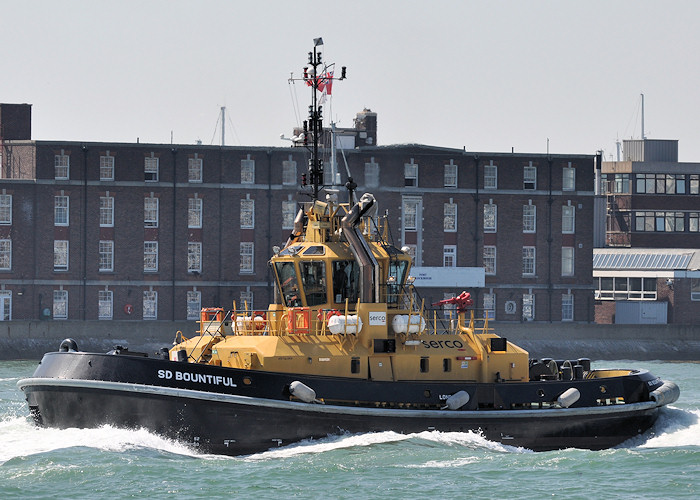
[1,360,697,499]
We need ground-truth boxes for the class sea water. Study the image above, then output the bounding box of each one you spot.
[1,360,697,499]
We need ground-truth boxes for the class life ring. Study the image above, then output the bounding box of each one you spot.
[253,311,266,321]
[318,309,341,323]
[124,303,133,315]
[253,311,266,331]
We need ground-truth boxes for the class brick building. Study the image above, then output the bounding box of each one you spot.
[593,138,700,324]
[1,104,596,323]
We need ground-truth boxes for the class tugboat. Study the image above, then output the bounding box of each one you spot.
[19,39,679,455]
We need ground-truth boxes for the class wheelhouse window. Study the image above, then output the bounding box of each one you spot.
[275,261,301,307]
[300,260,327,306]
[332,260,359,304]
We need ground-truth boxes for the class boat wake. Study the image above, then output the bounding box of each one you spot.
[0,416,200,465]
[636,407,700,448]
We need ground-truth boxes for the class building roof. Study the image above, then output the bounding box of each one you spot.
[593,248,700,271]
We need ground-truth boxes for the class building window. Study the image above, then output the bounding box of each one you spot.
[484,161,497,189]
[562,163,575,191]
[99,240,114,272]
[690,213,699,232]
[691,279,700,301]
[523,162,537,190]
[241,155,255,184]
[188,197,202,228]
[100,196,114,227]
[54,240,69,271]
[54,152,69,180]
[0,194,11,224]
[561,247,574,276]
[98,290,113,320]
[523,204,536,233]
[240,198,255,229]
[602,173,631,194]
[562,294,574,321]
[443,245,456,267]
[522,293,534,320]
[691,175,699,195]
[143,290,157,319]
[100,154,114,181]
[441,293,457,320]
[404,160,418,187]
[404,244,417,265]
[0,239,10,270]
[282,156,297,185]
[282,200,296,230]
[187,290,202,320]
[634,211,684,232]
[54,195,69,226]
[562,205,575,233]
[483,246,496,275]
[522,247,536,276]
[188,242,202,273]
[597,277,657,300]
[144,241,158,272]
[444,160,457,188]
[145,155,159,182]
[365,157,379,188]
[53,290,68,320]
[240,242,254,274]
[188,155,203,183]
[0,290,10,321]
[403,199,419,231]
[483,293,495,320]
[144,196,159,227]
[483,203,497,232]
[636,173,686,194]
[443,202,457,232]
[240,291,254,311]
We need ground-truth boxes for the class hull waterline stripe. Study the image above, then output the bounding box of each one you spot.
[18,377,663,419]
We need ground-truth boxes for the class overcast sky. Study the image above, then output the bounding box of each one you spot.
[3,0,700,161]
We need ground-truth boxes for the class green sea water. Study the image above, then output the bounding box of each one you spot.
[1,360,698,499]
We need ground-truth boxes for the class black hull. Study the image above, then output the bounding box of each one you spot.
[18,352,672,455]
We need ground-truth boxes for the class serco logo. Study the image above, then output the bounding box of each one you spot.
[368,312,386,325]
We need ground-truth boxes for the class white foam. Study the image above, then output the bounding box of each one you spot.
[638,407,700,448]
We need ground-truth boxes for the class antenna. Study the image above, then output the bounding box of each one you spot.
[221,106,226,146]
[640,93,645,140]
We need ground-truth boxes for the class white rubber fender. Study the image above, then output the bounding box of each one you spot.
[649,381,680,406]
[289,381,317,403]
[443,390,470,410]
[557,387,581,408]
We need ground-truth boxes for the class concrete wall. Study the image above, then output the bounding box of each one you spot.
[2,320,699,361]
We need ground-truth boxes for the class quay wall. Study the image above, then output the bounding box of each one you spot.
[1,320,699,361]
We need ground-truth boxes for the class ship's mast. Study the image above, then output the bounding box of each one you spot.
[296,37,346,201]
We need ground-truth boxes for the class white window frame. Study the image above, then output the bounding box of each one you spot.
[187,290,202,320]
[241,155,255,184]
[483,292,495,320]
[522,246,536,276]
[100,196,114,227]
[143,290,158,320]
[562,205,575,234]
[144,241,159,272]
[522,293,535,320]
[403,199,418,231]
[365,157,379,188]
[55,153,69,180]
[483,203,497,232]
[563,163,575,191]
[99,240,114,272]
[240,290,254,311]
[54,240,69,271]
[443,245,456,267]
[240,242,254,274]
[444,160,457,188]
[483,245,496,275]
[1,290,12,321]
[282,156,297,186]
[98,290,113,320]
[188,242,202,273]
[144,196,159,228]
[523,204,536,233]
[188,155,203,183]
[0,194,12,224]
[524,162,537,190]
[484,161,497,189]
[240,198,255,229]
[100,154,114,181]
[404,160,418,187]
[54,195,69,226]
[282,200,296,230]
[188,197,202,229]
[443,202,457,232]
[562,293,574,321]
[145,155,159,182]
[561,247,574,276]
[53,289,68,320]
[0,239,10,270]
